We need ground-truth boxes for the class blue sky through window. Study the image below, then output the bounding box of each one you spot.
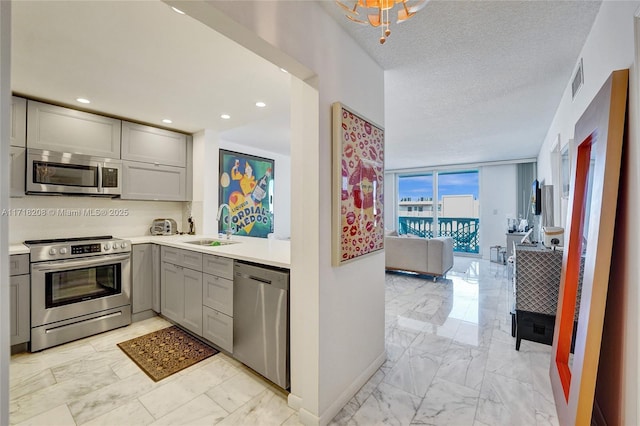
[399,171,479,200]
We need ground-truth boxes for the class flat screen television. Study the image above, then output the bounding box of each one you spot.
[531,179,542,215]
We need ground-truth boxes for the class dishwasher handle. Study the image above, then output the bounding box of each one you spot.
[234,261,289,291]
[236,272,272,285]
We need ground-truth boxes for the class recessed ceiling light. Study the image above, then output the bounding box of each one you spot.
[220,114,231,120]
[171,6,185,15]
[162,119,172,124]
[255,102,266,108]
[76,98,90,104]
[280,68,289,74]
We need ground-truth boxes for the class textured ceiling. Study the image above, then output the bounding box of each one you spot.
[12,1,602,169]
[321,0,602,170]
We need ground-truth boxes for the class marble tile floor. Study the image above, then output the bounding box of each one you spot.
[330,257,559,426]
[10,316,301,426]
[10,257,558,426]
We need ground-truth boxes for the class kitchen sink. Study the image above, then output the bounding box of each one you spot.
[184,239,239,247]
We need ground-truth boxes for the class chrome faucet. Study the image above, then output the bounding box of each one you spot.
[216,204,233,239]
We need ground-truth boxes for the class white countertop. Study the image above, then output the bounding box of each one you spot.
[9,244,30,255]
[9,235,290,268]
[125,234,290,269]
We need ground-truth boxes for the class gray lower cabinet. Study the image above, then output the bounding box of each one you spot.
[203,273,233,317]
[26,100,121,158]
[202,254,233,352]
[159,247,233,352]
[182,268,203,336]
[121,161,187,201]
[160,247,203,335]
[203,306,233,353]
[10,254,30,346]
[10,146,25,197]
[152,245,161,312]
[161,261,184,324]
[132,244,160,316]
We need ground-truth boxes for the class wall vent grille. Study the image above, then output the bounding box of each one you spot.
[572,58,584,100]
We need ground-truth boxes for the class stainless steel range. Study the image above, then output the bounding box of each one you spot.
[26,235,132,352]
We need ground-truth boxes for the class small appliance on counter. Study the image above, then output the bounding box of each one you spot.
[542,226,564,248]
[150,218,178,235]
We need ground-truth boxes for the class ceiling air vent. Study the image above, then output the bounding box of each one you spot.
[572,58,584,100]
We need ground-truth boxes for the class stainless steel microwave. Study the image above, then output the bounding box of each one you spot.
[26,149,122,196]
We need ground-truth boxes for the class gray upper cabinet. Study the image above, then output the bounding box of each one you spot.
[121,161,187,201]
[120,121,190,201]
[10,146,25,198]
[26,100,121,158]
[121,121,187,167]
[11,96,27,147]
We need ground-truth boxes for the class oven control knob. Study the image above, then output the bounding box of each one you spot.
[120,242,128,249]
[104,243,111,250]
[49,248,57,255]
[59,248,68,255]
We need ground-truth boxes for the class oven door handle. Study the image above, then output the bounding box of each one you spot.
[31,253,131,273]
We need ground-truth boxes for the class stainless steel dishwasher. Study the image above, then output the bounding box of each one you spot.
[233,260,290,390]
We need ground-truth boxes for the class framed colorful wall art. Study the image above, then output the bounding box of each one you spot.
[218,149,274,238]
[332,102,385,266]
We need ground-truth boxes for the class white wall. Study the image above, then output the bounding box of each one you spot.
[536,2,640,423]
[0,2,11,423]
[383,172,396,231]
[479,164,517,258]
[7,197,184,244]
[191,129,218,235]
[170,2,386,424]
[220,139,291,238]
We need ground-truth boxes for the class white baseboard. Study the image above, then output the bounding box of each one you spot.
[320,350,386,425]
[287,350,386,425]
[288,392,303,411]
[318,350,386,425]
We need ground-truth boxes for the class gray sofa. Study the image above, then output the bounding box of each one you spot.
[385,235,454,280]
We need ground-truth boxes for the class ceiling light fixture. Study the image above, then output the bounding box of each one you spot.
[171,6,185,15]
[220,114,231,120]
[280,68,289,74]
[255,102,266,108]
[336,0,429,44]
[162,119,172,124]
[76,98,90,104]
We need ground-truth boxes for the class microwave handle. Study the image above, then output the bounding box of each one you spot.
[31,253,131,273]
[97,164,104,193]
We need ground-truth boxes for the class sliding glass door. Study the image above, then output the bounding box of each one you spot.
[398,170,480,254]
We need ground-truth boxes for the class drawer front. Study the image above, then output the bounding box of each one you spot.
[181,250,203,272]
[10,254,29,276]
[203,306,233,353]
[203,274,233,316]
[202,254,233,280]
[161,246,181,265]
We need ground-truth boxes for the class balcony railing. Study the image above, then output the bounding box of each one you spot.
[398,216,480,254]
